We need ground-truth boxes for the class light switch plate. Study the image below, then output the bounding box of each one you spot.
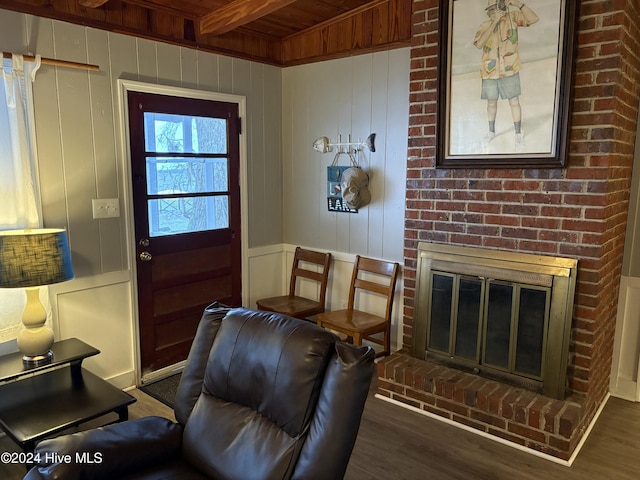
[92,198,120,219]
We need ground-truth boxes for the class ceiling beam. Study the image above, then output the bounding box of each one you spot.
[78,0,110,7]
[200,0,298,36]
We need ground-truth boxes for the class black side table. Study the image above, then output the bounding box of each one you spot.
[0,338,136,452]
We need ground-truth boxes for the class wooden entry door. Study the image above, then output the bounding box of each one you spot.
[127,90,242,376]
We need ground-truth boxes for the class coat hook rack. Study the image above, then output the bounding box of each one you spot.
[312,133,376,154]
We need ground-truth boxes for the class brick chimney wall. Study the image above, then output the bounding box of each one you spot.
[385,0,640,458]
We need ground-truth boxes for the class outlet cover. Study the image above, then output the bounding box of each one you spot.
[92,198,120,219]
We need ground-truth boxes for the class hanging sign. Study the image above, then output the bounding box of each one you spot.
[327,165,357,213]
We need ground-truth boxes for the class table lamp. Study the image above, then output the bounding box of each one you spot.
[0,228,74,366]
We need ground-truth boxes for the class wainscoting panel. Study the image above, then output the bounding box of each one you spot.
[50,271,135,389]
[611,275,640,401]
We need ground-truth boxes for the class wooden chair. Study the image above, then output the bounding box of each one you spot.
[316,255,399,358]
[256,247,332,320]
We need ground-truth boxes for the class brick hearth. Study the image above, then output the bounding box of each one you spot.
[377,352,585,460]
[395,0,640,461]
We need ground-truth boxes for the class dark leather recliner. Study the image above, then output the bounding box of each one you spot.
[24,306,375,480]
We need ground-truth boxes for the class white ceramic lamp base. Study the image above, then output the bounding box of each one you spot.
[17,287,54,366]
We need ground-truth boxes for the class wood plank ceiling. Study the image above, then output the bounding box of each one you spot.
[1,0,413,66]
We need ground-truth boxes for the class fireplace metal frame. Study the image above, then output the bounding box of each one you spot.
[412,243,578,399]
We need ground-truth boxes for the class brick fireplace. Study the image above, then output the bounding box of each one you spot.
[377,0,640,461]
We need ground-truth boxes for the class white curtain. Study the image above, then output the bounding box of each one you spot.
[0,54,43,344]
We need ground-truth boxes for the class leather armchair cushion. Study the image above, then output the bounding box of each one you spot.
[182,308,338,479]
[174,304,229,425]
[29,416,183,480]
[291,342,375,480]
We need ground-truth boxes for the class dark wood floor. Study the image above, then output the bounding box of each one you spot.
[2,380,639,479]
[346,388,640,479]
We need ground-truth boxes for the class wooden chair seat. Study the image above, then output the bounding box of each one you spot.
[256,295,323,318]
[316,255,399,357]
[256,247,332,320]
[316,309,387,341]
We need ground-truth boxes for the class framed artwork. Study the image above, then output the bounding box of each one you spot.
[436,0,577,168]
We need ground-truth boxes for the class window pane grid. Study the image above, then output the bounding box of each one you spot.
[148,196,229,237]
[146,157,229,195]
[143,112,227,154]
[142,111,231,238]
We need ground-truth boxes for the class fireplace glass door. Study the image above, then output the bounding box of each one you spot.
[413,243,577,399]
[427,271,551,383]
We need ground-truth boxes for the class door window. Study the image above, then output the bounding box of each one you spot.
[143,112,230,237]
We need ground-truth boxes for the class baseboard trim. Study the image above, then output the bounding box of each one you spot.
[141,361,186,385]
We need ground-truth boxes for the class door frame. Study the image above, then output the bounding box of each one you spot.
[116,79,249,385]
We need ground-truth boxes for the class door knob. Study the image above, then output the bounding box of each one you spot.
[139,251,153,262]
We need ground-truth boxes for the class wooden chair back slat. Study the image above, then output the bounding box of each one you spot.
[346,255,400,331]
[289,248,332,301]
[256,247,332,320]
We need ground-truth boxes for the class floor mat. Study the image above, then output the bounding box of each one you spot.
[140,373,181,408]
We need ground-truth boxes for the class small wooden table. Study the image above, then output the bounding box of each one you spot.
[0,338,136,452]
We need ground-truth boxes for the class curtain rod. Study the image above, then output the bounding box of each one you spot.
[2,52,99,71]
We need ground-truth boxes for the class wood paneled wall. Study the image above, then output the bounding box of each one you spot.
[282,49,410,262]
[0,9,283,278]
